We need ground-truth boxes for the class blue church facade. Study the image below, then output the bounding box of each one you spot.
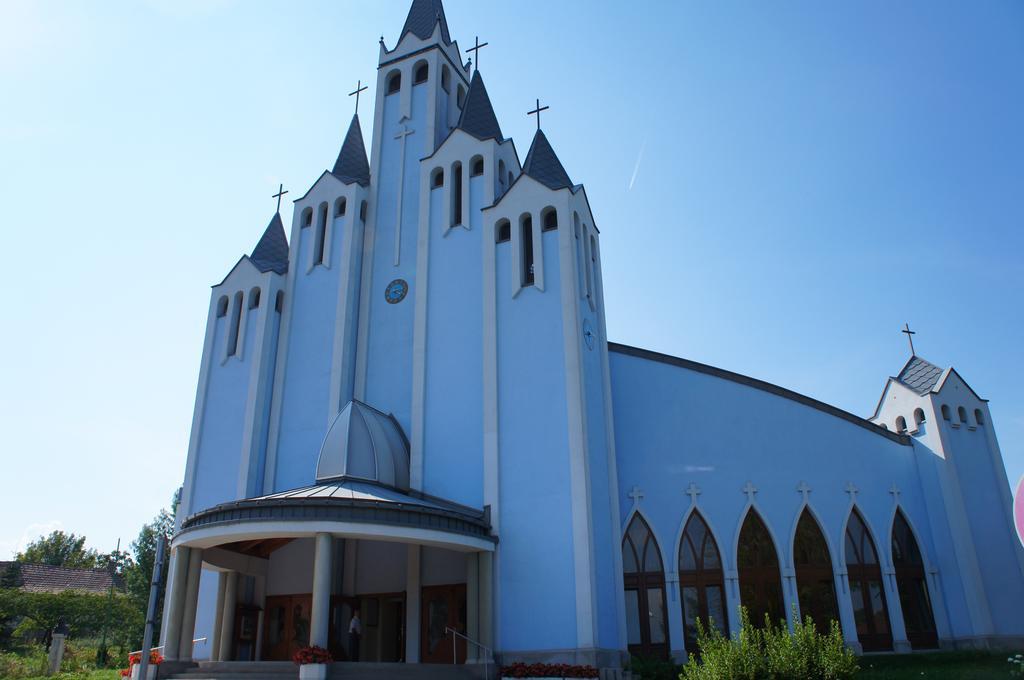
[160,0,1024,671]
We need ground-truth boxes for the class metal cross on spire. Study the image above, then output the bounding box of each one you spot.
[527,98,549,130]
[349,80,369,114]
[466,36,488,71]
[902,323,917,356]
[272,183,288,213]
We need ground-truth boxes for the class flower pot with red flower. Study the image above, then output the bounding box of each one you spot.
[293,646,333,680]
[127,651,163,680]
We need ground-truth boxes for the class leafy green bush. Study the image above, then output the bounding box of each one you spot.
[0,590,141,653]
[680,607,858,680]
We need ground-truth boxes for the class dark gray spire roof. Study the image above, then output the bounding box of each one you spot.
[522,129,573,191]
[896,356,945,395]
[456,71,502,142]
[332,115,370,187]
[250,212,289,275]
[401,0,451,44]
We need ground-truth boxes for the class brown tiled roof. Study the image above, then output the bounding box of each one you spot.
[0,561,124,595]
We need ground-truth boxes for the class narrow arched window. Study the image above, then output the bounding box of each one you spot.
[892,511,938,649]
[227,291,243,357]
[471,156,484,177]
[216,296,229,318]
[957,406,967,423]
[974,409,984,426]
[583,225,594,299]
[334,197,347,217]
[431,168,444,189]
[737,510,785,628]
[359,201,367,222]
[622,515,668,659]
[301,207,313,228]
[846,509,892,651]
[274,291,284,314]
[541,207,558,232]
[520,214,535,286]
[314,202,328,266]
[679,512,727,654]
[895,416,907,434]
[880,423,889,430]
[457,84,466,109]
[508,171,514,187]
[413,60,428,85]
[495,219,510,244]
[574,212,586,294]
[941,404,951,421]
[441,65,451,93]
[451,162,463,226]
[498,160,506,190]
[386,70,401,95]
[794,510,840,634]
[248,287,261,310]
[913,408,926,427]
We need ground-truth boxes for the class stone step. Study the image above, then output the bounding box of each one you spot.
[167,661,489,680]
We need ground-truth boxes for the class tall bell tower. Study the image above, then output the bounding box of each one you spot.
[354,0,473,434]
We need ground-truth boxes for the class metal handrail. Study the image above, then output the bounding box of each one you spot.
[445,627,492,680]
[129,638,207,657]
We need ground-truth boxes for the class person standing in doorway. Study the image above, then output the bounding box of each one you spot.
[348,609,361,662]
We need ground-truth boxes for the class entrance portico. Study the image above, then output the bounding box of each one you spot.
[164,400,496,667]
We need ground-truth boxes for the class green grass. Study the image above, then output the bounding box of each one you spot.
[19,671,120,680]
[858,650,1024,679]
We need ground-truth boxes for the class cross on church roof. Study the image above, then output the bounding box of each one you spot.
[845,481,859,500]
[742,481,757,503]
[272,183,288,213]
[527,98,549,130]
[902,323,917,356]
[465,36,488,71]
[685,483,701,505]
[796,481,812,503]
[349,80,369,114]
[889,483,901,502]
[628,486,644,506]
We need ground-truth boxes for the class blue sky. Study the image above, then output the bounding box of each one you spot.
[1,0,1022,558]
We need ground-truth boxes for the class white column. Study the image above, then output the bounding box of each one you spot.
[310,533,333,649]
[405,545,421,663]
[218,572,238,661]
[479,551,493,660]
[835,570,862,654]
[178,549,204,660]
[162,547,190,661]
[465,553,479,663]
[884,568,912,653]
[210,572,227,662]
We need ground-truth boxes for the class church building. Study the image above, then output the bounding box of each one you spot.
[160,0,1024,673]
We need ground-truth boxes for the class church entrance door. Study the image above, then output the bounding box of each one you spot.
[420,584,466,664]
[263,594,312,661]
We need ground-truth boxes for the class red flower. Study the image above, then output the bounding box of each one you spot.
[291,646,333,666]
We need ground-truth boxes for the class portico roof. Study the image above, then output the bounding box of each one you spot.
[174,478,495,553]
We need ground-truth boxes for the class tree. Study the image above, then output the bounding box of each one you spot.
[123,503,176,646]
[16,531,100,569]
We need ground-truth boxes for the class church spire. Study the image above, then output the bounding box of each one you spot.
[400,0,451,45]
[455,71,503,142]
[332,115,370,187]
[250,212,289,275]
[522,129,573,191]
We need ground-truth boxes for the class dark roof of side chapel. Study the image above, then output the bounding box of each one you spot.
[896,356,945,395]
[250,212,289,275]
[522,129,573,191]
[401,0,451,44]
[0,561,124,595]
[332,115,370,187]
[456,71,503,142]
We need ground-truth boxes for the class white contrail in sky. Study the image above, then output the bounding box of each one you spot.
[628,139,647,191]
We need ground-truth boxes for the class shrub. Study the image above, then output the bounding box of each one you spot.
[291,646,333,665]
[680,607,858,680]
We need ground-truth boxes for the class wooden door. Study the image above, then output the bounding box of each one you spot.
[420,584,466,664]
[262,595,312,661]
